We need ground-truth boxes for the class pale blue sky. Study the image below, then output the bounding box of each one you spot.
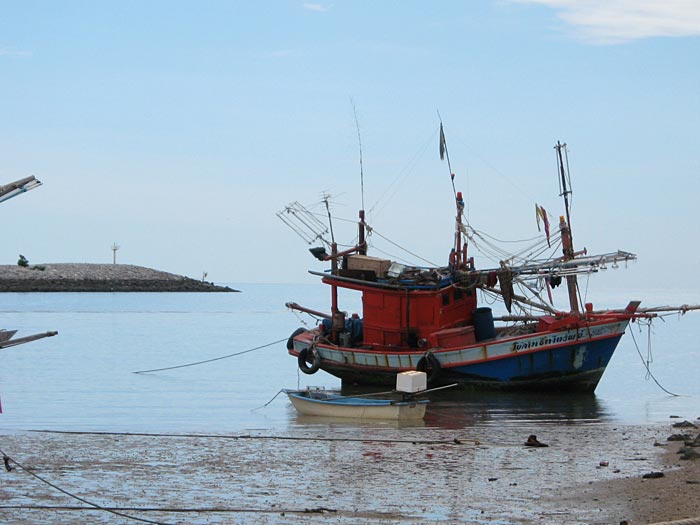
[1,1,698,292]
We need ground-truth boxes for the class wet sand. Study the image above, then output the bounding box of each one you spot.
[1,421,698,525]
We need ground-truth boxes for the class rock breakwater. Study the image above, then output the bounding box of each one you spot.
[0,263,236,292]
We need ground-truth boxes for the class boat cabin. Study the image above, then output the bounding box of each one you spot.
[321,254,482,351]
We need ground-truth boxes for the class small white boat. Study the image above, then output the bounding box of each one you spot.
[285,388,429,420]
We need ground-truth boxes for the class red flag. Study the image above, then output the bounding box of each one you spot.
[540,206,551,247]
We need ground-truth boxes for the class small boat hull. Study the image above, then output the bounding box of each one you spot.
[285,390,428,420]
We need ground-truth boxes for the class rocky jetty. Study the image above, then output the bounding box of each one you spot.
[0,263,237,292]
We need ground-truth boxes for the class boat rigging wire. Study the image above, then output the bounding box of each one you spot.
[368,127,438,219]
[0,448,171,525]
[449,132,541,208]
[366,243,422,267]
[132,337,287,374]
[368,228,439,267]
[472,229,547,244]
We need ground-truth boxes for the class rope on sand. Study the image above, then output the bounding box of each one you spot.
[0,448,172,525]
[647,518,700,525]
[30,429,469,446]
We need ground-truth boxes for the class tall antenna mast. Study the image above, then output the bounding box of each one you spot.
[322,193,335,245]
[351,98,365,211]
[351,99,367,255]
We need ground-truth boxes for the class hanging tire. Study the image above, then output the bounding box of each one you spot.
[416,352,441,383]
[298,346,322,374]
[287,327,307,351]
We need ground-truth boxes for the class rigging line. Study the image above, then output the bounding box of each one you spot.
[369,127,438,218]
[628,324,679,397]
[368,244,422,267]
[449,132,541,206]
[517,280,551,310]
[305,209,361,225]
[0,448,171,525]
[514,239,563,266]
[469,228,545,244]
[583,272,591,305]
[464,220,559,259]
[369,228,439,267]
[132,337,287,374]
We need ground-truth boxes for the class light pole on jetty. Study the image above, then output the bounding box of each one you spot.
[111,243,120,264]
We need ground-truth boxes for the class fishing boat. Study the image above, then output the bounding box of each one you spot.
[279,133,691,393]
[285,388,429,420]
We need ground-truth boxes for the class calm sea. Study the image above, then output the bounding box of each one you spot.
[0,284,697,433]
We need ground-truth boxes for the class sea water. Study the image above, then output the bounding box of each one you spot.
[0,284,697,433]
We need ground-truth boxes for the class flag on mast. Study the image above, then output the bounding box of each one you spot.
[439,123,446,161]
[536,204,551,247]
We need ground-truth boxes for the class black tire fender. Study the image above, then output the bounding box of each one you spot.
[298,346,322,375]
[416,352,441,383]
[287,327,307,351]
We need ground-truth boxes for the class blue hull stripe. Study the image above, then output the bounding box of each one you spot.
[449,335,622,382]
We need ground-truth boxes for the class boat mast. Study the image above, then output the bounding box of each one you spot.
[438,118,468,271]
[555,141,580,314]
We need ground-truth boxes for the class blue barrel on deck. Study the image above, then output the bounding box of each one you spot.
[473,307,496,342]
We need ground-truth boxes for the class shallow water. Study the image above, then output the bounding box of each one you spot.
[0,284,698,433]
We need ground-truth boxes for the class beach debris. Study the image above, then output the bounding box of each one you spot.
[3,455,12,472]
[524,435,548,447]
[678,448,700,461]
[642,471,665,479]
[672,420,698,429]
[599,460,609,467]
[668,434,692,442]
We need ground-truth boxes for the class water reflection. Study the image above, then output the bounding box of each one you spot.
[423,390,610,428]
[291,414,426,429]
[287,386,610,430]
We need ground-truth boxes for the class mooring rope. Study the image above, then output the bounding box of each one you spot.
[0,504,340,516]
[29,429,467,446]
[0,448,172,525]
[628,324,679,397]
[132,337,287,374]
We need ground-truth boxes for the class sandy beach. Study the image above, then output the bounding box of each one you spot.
[1,419,698,525]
